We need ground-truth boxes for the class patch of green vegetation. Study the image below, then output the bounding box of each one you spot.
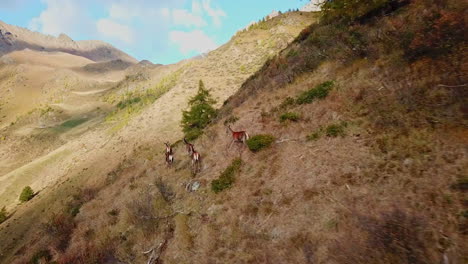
[40,105,54,116]
[239,65,247,74]
[296,81,334,105]
[69,205,81,217]
[306,121,348,140]
[279,97,296,110]
[106,67,183,132]
[0,206,7,224]
[320,0,393,24]
[211,159,242,193]
[19,186,34,202]
[287,49,299,57]
[325,122,348,137]
[56,118,88,130]
[306,130,322,141]
[246,134,275,152]
[280,112,301,123]
[181,80,217,141]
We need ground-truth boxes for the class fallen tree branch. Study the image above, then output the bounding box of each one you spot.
[275,138,301,144]
[437,83,467,88]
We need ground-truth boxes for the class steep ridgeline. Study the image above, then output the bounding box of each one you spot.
[0,20,137,63]
[0,11,318,264]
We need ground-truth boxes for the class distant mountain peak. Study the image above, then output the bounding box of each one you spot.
[0,20,137,63]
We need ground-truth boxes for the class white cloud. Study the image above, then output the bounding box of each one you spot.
[191,0,203,15]
[28,0,93,36]
[201,0,226,27]
[109,4,135,21]
[172,9,207,27]
[96,18,135,44]
[169,30,218,54]
[161,7,171,18]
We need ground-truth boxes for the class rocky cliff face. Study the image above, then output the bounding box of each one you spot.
[0,20,137,63]
[300,0,321,12]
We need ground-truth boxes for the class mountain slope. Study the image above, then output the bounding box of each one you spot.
[0,11,317,264]
[0,20,137,63]
[1,2,465,263]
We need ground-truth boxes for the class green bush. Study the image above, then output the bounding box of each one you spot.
[280,112,301,123]
[0,207,7,224]
[69,205,81,217]
[296,81,334,104]
[246,134,275,152]
[19,186,34,202]
[211,159,242,193]
[306,131,322,141]
[181,80,217,141]
[325,122,347,137]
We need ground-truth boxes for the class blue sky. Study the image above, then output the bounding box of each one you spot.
[0,0,312,64]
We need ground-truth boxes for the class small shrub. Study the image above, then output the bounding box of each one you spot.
[19,186,34,202]
[211,159,242,193]
[108,209,119,216]
[224,116,239,125]
[246,134,276,152]
[307,131,322,141]
[325,122,347,137]
[30,249,52,264]
[0,207,8,224]
[279,97,296,109]
[69,205,81,217]
[296,81,334,104]
[280,112,301,123]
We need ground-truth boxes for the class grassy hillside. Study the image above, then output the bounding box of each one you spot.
[0,1,466,263]
[0,11,316,264]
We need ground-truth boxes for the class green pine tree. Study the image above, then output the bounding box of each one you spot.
[0,207,7,224]
[181,80,217,140]
[19,186,34,202]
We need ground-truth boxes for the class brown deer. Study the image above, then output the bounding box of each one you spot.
[191,149,201,173]
[183,138,195,156]
[183,138,200,173]
[164,142,174,167]
[226,125,249,148]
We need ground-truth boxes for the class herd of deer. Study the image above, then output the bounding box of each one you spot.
[164,125,249,173]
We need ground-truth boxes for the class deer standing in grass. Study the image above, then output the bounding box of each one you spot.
[226,125,249,149]
[164,142,174,167]
[184,138,201,173]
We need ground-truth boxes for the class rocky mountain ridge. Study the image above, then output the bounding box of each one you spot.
[0,20,137,63]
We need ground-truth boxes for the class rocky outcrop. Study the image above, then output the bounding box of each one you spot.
[300,0,322,12]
